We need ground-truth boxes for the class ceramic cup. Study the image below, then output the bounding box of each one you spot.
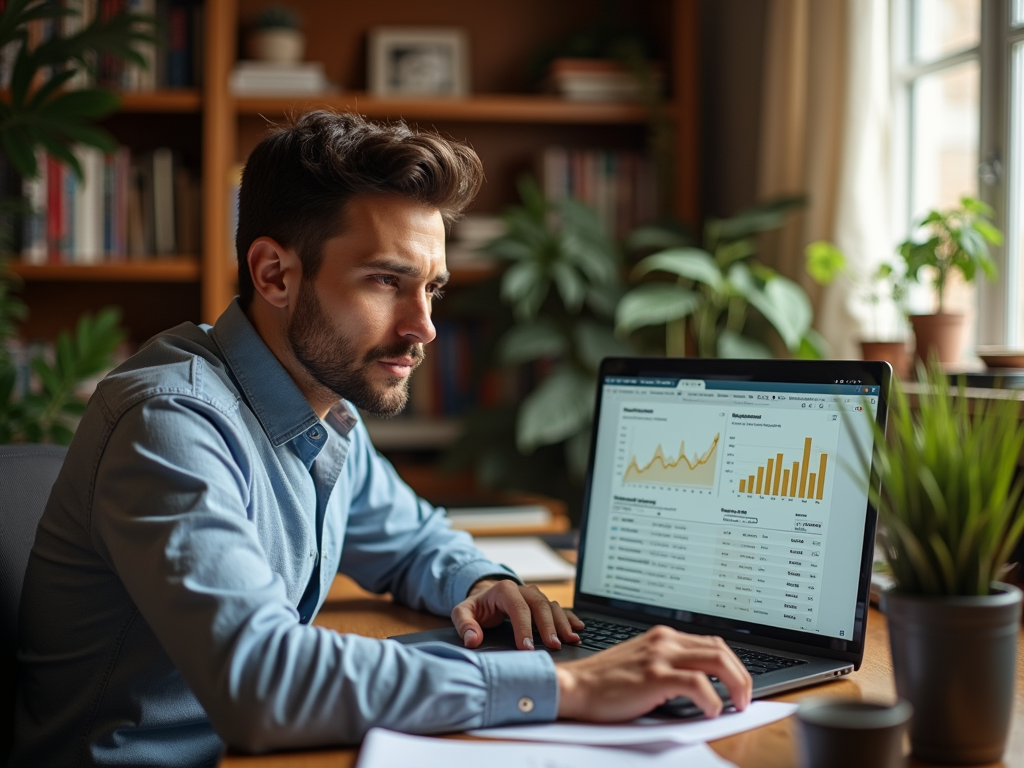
[796,698,913,768]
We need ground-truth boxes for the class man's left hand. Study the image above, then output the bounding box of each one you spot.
[452,579,585,650]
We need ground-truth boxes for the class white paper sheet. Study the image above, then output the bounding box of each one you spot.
[468,700,798,746]
[355,728,738,768]
[473,536,577,582]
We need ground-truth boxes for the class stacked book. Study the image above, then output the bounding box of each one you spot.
[537,146,658,240]
[546,58,663,102]
[0,0,204,92]
[20,146,201,264]
[229,61,334,95]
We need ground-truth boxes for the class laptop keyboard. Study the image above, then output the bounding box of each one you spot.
[577,619,808,676]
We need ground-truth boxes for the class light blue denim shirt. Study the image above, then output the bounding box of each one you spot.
[10,299,558,767]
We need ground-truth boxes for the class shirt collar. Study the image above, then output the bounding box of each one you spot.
[208,298,357,447]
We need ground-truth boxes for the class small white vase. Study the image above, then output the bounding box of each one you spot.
[248,28,305,64]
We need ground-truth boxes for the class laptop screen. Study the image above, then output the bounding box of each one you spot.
[578,367,883,645]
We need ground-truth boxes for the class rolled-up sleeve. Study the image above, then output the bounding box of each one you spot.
[89,395,557,753]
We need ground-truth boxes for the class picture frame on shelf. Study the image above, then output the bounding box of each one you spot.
[367,27,469,97]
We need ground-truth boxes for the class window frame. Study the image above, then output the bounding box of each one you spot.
[891,0,1022,346]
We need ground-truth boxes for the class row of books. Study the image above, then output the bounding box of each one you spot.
[536,146,658,240]
[0,0,203,92]
[20,145,201,264]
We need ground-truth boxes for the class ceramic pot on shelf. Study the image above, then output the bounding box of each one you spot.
[860,340,910,380]
[882,583,1022,764]
[909,313,966,364]
[247,28,305,64]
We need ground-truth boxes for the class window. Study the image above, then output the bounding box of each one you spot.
[892,0,1024,346]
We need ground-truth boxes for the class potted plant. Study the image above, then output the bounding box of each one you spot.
[804,241,912,378]
[0,0,146,443]
[897,196,1002,364]
[615,198,825,359]
[861,362,1024,762]
[444,176,633,512]
[247,6,305,64]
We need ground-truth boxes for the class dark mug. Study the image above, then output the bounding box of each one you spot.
[796,698,912,768]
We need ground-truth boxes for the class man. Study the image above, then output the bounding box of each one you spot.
[11,112,751,767]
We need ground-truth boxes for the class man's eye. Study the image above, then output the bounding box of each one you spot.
[429,287,445,301]
[373,275,398,287]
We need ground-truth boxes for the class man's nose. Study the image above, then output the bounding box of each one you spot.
[397,293,436,345]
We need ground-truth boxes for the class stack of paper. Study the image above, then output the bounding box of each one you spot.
[230,61,335,95]
[356,729,737,768]
[356,702,799,768]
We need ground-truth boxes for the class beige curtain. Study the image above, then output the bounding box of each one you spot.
[757,0,892,358]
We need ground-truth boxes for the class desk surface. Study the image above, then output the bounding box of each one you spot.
[221,575,1024,768]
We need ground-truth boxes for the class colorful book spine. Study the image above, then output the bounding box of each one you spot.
[536,146,658,239]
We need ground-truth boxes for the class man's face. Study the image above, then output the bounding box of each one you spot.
[286,195,448,418]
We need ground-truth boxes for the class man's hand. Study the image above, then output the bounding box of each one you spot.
[452,579,585,650]
[555,625,753,721]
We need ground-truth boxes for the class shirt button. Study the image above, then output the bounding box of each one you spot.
[309,550,316,559]
[518,697,534,713]
[308,427,321,440]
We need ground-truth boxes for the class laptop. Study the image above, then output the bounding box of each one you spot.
[393,357,891,714]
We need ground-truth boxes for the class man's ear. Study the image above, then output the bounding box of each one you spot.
[247,237,300,309]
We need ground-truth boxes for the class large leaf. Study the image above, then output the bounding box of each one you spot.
[497,320,566,365]
[712,196,806,242]
[625,223,693,252]
[615,283,702,334]
[717,330,771,359]
[729,263,811,351]
[633,248,723,290]
[517,368,595,452]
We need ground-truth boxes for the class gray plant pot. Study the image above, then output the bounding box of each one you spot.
[883,583,1022,764]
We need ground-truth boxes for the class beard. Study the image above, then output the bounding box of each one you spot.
[287,281,424,418]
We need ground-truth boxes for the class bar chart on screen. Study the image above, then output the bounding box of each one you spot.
[724,411,841,503]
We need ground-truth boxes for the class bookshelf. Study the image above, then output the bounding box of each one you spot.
[11,0,699,456]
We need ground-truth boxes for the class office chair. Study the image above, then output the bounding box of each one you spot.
[0,444,67,762]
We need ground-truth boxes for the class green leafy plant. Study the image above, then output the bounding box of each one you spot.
[804,241,910,341]
[445,177,633,501]
[0,1,144,444]
[0,0,156,179]
[616,198,824,359]
[858,362,1024,595]
[897,196,1002,314]
[0,303,124,444]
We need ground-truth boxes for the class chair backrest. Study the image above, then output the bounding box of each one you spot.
[0,444,67,761]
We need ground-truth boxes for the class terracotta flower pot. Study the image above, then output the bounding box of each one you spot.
[860,340,910,380]
[909,313,966,365]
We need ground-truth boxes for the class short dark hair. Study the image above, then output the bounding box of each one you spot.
[235,111,484,309]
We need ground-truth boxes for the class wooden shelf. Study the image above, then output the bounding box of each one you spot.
[9,258,201,282]
[234,93,651,124]
[115,89,202,112]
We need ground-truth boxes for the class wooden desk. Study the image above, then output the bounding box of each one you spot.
[222,575,1024,768]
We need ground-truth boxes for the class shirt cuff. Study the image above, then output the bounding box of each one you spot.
[446,558,521,608]
[478,648,559,726]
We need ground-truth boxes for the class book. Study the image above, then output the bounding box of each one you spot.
[152,147,176,255]
[547,58,664,102]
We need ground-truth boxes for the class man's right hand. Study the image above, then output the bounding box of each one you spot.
[555,625,753,722]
